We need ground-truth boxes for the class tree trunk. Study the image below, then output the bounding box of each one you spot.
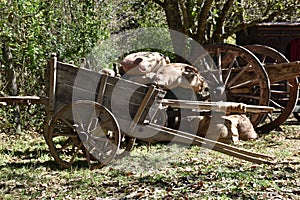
[211,0,235,43]
[163,0,187,61]
[2,42,21,133]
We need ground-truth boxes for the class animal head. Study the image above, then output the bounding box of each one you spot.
[120,52,170,75]
[154,63,206,92]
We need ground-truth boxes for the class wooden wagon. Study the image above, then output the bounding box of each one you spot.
[0,53,278,169]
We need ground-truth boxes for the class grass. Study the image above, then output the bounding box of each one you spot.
[0,123,300,199]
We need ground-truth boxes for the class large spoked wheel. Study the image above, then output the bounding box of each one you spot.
[205,44,270,127]
[244,44,299,131]
[45,100,121,169]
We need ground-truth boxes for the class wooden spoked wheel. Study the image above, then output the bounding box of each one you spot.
[244,44,299,131]
[205,44,270,127]
[46,100,121,169]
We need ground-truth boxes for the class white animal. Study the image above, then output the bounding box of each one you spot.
[120,51,170,75]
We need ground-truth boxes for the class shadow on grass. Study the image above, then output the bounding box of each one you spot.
[0,160,63,170]
[0,148,96,170]
[1,148,49,160]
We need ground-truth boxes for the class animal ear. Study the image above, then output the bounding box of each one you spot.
[165,56,170,64]
[184,65,198,73]
[160,53,170,64]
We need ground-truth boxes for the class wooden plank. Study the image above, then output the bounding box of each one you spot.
[160,99,274,114]
[55,82,153,122]
[145,89,166,123]
[131,123,275,164]
[96,74,108,104]
[265,61,300,83]
[127,85,156,133]
[53,60,166,127]
[56,62,149,96]
[48,55,57,112]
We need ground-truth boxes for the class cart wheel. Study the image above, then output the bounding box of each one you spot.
[244,44,299,131]
[205,44,270,127]
[45,100,121,169]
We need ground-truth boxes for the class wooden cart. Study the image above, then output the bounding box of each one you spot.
[0,54,277,169]
[204,43,300,131]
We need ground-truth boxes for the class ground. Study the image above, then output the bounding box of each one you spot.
[0,120,299,199]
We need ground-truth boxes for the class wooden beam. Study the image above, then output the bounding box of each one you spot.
[160,99,274,114]
[265,61,300,83]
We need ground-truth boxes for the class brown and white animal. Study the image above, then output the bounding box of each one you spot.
[120,51,170,75]
[191,114,257,144]
[153,63,206,93]
[120,52,206,93]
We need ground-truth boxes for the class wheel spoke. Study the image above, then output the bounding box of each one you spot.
[57,138,72,151]
[87,117,99,133]
[229,93,261,101]
[269,98,285,110]
[261,55,267,63]
[52,132,77,138]
[57,117,74,128]
[69,142,83,164]
[223,59,235,86]
[270,90,289,95]
[228,80,255,90]
[227,63,251,88]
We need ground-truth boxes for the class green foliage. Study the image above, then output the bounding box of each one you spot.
[0,0,111,132]
[153,0,300,44]
[0,0,299,133]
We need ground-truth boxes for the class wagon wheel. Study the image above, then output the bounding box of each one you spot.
[205,44,270,127]
[45,100,121,169]
[244,44,299,131]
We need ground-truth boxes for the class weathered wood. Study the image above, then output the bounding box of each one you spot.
[127,85,156,133]
[49,58,166,126]
[131,123,275,164]
[160,99,274,114]
[48,55,57,112]
[265,61,300,83]
[96,74,108,104]
[0,96,45,105]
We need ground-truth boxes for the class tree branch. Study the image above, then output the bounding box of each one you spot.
[221,6,296,41]
[178,0,190,36]
[196,0,214,44]
[211,0,235,43]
